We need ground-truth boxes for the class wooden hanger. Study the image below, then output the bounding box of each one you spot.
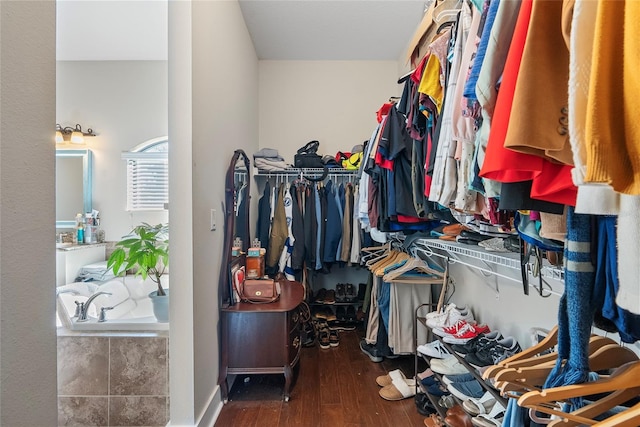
[494,336,619,387]
[548,386,640,427]
[374,252,411,277]
[383,257,444,284]
[518,360,640,408]
[588,401,640,427]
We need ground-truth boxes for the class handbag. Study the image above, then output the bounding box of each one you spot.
[294,140,328,181]
[294,140,324,168]
[240,278,281,304]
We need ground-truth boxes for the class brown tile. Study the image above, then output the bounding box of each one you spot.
[110,337,168,396]
[57,336,109,396]
[109,396,168,426]
[58,396,108,426]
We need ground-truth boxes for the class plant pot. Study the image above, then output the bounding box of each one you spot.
[149,289,169,322]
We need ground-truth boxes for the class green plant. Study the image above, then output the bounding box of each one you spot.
[107,223,169,296]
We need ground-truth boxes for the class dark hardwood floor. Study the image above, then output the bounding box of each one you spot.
[215,328,428,427]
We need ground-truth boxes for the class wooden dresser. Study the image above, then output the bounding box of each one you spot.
[219,280,304,402]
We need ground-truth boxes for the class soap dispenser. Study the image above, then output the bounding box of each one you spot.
[75,213,84,244]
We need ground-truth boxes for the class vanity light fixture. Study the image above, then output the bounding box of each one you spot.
[55,124,96,144]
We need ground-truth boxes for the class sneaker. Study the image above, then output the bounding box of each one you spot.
[418,340,451,359]
[427,308,475,329]
[335,306,347,321]
[324,289,336,304]
[430,356,469,375]
[432,319,473,337]
[335,283,346,302]
[329,330,339,347]
[451,331,504,355]
[314,288,327,304]
[447,379,486,401]
[319,327,331,349]
[442,323,491,344]
[360,339,383,362]
[465,337,521,367]
[425,303,460,320]
[442,372,476,386]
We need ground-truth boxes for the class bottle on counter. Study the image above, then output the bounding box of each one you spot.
[75,213,84,244]
[245,238,265,279]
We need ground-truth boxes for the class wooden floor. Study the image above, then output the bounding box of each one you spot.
[215,329,428,427]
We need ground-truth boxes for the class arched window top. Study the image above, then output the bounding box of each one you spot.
[122,136,168,211]
[129,136,168,153]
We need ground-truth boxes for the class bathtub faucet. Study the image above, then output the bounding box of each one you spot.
[76,292,112,322]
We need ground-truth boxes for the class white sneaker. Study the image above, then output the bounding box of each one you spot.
[430,355,468,375]
[426,307,474,329]
[417,340,451,358]
[425,303,460,320]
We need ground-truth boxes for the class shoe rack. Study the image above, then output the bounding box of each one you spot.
[414,303,508,416]
[311,282,367,324]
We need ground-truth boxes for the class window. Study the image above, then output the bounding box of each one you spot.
[122,137,168,211]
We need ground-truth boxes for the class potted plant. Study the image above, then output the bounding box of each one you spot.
[107,223,169,321]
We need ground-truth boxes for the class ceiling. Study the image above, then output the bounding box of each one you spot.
[57,0,425,61]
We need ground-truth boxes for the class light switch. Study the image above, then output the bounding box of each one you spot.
[210,209,216,231]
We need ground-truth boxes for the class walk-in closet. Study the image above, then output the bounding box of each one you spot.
[212,0,640,426]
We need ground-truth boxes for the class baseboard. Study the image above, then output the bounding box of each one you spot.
[196,385,223,427]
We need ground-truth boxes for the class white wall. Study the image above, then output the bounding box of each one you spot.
[0,0,58,424]
[259,60,402,161]
[169,0,259,425]
[56,60,168,241]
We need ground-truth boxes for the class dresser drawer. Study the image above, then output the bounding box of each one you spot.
[288,307,301,333]
[288,327,301,362]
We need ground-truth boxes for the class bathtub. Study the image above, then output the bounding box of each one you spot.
[56,275,169,331]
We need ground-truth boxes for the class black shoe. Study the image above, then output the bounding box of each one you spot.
[346,305,356,322]
[335,306,347,321]
[359,339,383,362]
[315,288,327,304]
[415,393,437,416]
[335,283,346,302]
[345,283,356,301]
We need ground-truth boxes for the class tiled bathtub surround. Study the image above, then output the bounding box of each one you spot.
[57,335,169,427]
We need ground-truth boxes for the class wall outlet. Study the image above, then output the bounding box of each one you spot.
[210,209,216,231]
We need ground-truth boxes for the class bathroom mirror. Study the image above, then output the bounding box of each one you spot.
[56,149,92,228]
[219,149,250,307]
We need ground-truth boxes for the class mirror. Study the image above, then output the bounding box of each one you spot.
[56,149,92,228]
[219,149,250,307]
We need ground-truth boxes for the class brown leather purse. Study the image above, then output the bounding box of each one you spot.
[240,279,280,304]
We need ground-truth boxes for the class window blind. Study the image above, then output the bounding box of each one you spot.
[125,157,168,211]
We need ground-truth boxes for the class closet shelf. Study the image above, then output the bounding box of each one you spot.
[253,167,358,178]
[416,239,564,282]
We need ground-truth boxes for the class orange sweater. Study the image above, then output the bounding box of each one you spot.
[585,0,640,195]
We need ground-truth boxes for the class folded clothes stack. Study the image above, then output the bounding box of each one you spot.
[253,148,290,171]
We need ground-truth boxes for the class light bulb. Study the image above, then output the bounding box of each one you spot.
[70,130,84,144]
[55,130,64,144]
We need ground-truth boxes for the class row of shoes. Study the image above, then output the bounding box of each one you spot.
[312,305,364,322]
[314,283,366,304]
[418,369,506,427]
[421,304,523,367]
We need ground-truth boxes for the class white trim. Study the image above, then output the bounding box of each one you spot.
[196,385,223,427]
